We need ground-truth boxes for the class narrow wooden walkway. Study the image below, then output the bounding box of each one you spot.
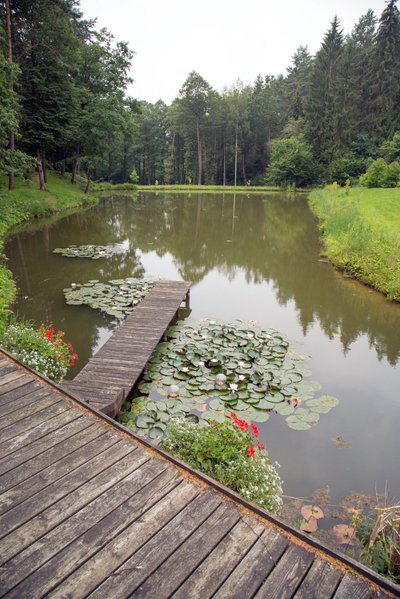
[62,280,190,416]
[0,351,398,598]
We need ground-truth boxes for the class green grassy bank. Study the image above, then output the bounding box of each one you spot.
[137,184,284,193]
[309,186,400,301]
[0,173,97,325]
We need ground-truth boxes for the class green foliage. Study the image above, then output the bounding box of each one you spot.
[162,416,283,512]
[309,186,400,300]
[380,132,400,163]
[355,506,400,583]
[267,137,318,187]
[328,152,368,184]
[0,322,78,382]
[360,158,400,188]
[129,168,139,184]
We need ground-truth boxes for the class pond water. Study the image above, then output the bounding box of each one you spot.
[5,191,400,504]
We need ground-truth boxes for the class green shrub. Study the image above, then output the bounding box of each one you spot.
[266,136,319,187]
[328,153,367,185]
[162,413,282,512]
[0,322,78,382]
[360,158,400,188]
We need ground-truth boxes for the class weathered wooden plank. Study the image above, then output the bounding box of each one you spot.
[0,410,85,459]
[0,369,30,387]
[0,381,45,417]
[0,373,33,398]
[0,435,128,537]
[213,526,289,599]
[333,573,373,598]
[0,389,59,430]
[293,558,342,598]
[0,399,69,444]
[254,544,314,598]
[0,416,94,476]
[107,503,241,599]
[171,517,266,599]
[0,452,167,588]
[0,423,105,492]
[0,448,152,567]
[61,280,191,417]
[51,488,218,599]
[6,473,188,599]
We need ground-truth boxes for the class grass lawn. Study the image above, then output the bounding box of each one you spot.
[137,184,285,193]
[309,186,400,301]
[0,173,97,326]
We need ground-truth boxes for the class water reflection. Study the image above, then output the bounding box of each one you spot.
[6,193,400,368]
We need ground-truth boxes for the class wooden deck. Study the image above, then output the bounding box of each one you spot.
[0,351,398,598]
[61,280,190,417]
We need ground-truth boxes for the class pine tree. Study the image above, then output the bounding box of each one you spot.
[305,17,344,163]
[370,0,400,138]
[286,46,313,120]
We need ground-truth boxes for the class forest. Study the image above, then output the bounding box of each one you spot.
[0,0,400,188]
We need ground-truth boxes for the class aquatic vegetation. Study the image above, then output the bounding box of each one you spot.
[120,319,338,436]
[53,243,125,259]
[63,277,156,318]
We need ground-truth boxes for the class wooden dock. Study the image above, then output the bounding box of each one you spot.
[62,280,191,417]
[0,350,398,598]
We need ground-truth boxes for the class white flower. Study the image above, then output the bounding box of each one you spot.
[229,383,238,393]
[181,367,189,373]
[238,361,246,368]
[238,374,245,381]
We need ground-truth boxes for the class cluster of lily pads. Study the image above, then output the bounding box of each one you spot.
[53,243,124,259]
[63,277,156,318]
[120,319,339,441]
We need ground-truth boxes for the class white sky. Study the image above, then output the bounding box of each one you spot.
[80,0,387,104]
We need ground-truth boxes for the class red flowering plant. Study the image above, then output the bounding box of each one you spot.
[0,320,78,383]
[163,412,282,512]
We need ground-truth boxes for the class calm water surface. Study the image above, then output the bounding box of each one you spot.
[5,191,400,503]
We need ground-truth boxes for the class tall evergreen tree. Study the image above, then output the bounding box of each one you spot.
[305,17,344,163]
[370,0,400,138]
[179,71,212,185]
[286,46,313,120]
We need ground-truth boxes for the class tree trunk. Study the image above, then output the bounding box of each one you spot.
[37,150,45,191]
[5,0,14,191]
[41,150,47,183]
[84,168,91,194]
[71,159,78,184]
[234,126,238,187]
[60,160,66,176]
[196,119,202,185]
[242,152,246,184]
[223,142,226,186]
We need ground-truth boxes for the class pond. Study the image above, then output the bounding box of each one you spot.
[5,191,400,505]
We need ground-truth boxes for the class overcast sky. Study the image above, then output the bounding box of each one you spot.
[80,0,387,104]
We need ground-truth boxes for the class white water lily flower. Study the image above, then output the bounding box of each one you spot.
[238,374,246,381]
[209,320,216,325]
[247,333,254,339]
[181,367,189,373]
[229,383,238,392]
[198,361,205,367]
[238,361,246,368]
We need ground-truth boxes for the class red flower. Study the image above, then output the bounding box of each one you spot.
[57,330,64,336]
[57,353,63,360]
[249,444,256,458]
[68,342,73,351]
[239,420,248,431]
[256,441,266,450]
[251,423,259,438]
